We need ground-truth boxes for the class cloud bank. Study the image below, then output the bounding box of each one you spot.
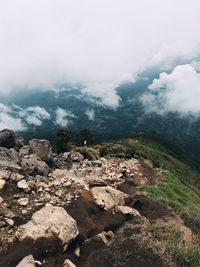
[0,0,200,107]
[0,104,52,131]
[143,63,200,115]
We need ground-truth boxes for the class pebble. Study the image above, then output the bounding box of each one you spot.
[17,198,29,206]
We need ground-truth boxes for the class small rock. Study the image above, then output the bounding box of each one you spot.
[17,179,29,190]
[18,197,29,206]
[92,160,102,166]
[6,218,14,226]
[70,152,84,162]
[22,209,28,215]
[16,255,35,267]
[115,206,141,217]
[63,259,76,267]
[0,179,6,189]
[0,196,3,203]
[10,173,24,182]
[85,177,107,188]
[0,169,11,180]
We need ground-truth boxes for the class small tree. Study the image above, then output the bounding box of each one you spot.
[54,127,71,153]
[77,128,93,146]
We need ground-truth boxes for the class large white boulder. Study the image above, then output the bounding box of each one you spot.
[15,205,79,250]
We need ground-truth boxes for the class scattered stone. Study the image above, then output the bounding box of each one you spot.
[91,186,127,210]
[85,177,107,188]
[17,197,29,206]
[17,179,29,190]
[116,206,141,217]
[63,259,77,267]
[70,152,84,162]
[16,205,79,251]
[0,203,15,218]
[0,196,3,203]
[0,179,6,189]
[92,160,102,166]
[6,218,14,226]
[10,173,24,182]
[16,255,35,267]
[0,147,21,172]
[29,139,52,162]
[0,169,11,180]
[19,145,32,157]
[21,154,50,176]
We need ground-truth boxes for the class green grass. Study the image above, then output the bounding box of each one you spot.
[165,234,200,267]
[118,135,200,189]
[145,171,200,233]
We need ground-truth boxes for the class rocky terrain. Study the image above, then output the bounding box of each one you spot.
[0,129,199,267]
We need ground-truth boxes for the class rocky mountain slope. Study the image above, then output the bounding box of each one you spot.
[0,129,199,267]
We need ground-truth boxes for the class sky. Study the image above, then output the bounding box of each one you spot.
[0,0,200,129]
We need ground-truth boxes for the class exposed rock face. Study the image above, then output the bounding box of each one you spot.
[70,152,84,163]
[16,255,35,267]
[14,135,25,150]
[21,154,50,176]
[29,139,52,162]
[91,186,127,210]
[15,205,79,250]
[0,147,21,172]
[19,145,32,158]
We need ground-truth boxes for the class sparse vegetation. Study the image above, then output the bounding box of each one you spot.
[165,233,200,267]
[53,127,72,153]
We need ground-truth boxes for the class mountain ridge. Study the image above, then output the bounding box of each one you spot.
[0,129,199,267]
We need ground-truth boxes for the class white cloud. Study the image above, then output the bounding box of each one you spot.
[143,64,200,115]
[0,104,51,130]
[0,103,26,131]
[19,106,51,126]
[55,107,76,127]
[85,108,95,120]
[0,0,200,106]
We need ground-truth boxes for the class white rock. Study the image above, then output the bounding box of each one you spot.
[15,205,79,251]
[10,173,24,182]
[6,218,14,226]
[17,198,29,206]
[115,206,141,217]
[17,179,29,190]
[0,196,3,203]
[16,255,35,267]
[0,169,11,180]
[91,186,127,210]
[63,259,77,267]
[0,179,6,189]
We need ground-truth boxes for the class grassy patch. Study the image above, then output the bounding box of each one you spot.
[165,234,200,267]
[145,171,200,233]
